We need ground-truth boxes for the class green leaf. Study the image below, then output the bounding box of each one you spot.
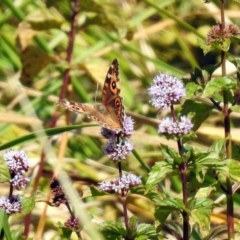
[61,227,73,239]
[198,38,212,55]
[128,215,138,229]
[180,100,213,131]
[230,105,240,112]
[9,227,25,240]
[135,223,159,240]
[99,221,126,240]
[194,186,216,198]
[225,159,240,182]
[20,195,36,216]
[188,198,212,238]
[202,76,237,98]
[208,139,226,154]
[146,161,173,190]
[0,124,96,151]
[161,144,179,161]
[89,186,110,197]
[193,152,225,167]
[155,198,188,223]
[185,82,202,98]
[57,221,77,238]
[0,158,10,183]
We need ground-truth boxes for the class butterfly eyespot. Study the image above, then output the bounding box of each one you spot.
[115,98,121,109]
[111,81,116,89]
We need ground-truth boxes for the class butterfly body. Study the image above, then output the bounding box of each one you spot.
[57,59,125,133]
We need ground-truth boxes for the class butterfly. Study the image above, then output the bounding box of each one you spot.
[57,59,125,133]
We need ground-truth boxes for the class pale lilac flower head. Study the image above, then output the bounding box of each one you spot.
[158,116,193,136]
[101,116,134,139]
[3,150,30,174]
[0,196,22,215]
[121,116,134,137]
[3,150,30,190]
[103,140,133,162]
[149,73,185,109]
[10,173,30,190]
[99,173,142,194]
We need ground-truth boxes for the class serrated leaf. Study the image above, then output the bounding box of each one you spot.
[155,205,178,223]
[225,159,240,182]
[135,223,158,240]
[146,161,173,190]
[202,77,237,98]
[161,144,179,161]
[99,221,126,240]
[128,216,138,230]
[134,186,165,203]
[195,186,216,198]
[185,82,202,98]
[20,195,36,216]
[208,139,226,153]
[188,198,212,238]
[193,152,224,167]
[180,100,213,131]
[155,198,188,223]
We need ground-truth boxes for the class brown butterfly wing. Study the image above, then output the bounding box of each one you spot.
[101,59,125,128]
[57,99,95,114]
[57,99,122,132]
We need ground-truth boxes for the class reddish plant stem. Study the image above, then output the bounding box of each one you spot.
[23,0,81,237]
[178,140,189,240]
[118,162,129,232]
[171,104,189,239]
[59,0,81,100]
[219,0,234,238]
[121,195,129,232]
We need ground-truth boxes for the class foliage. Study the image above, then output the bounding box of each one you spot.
[0,0,240,239]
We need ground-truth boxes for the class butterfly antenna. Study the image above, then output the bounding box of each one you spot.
[94,83,99,104]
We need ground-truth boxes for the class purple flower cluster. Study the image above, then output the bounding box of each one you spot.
[0,196,23,215]
[149,73,193,137]
[3,149,30,190]
[103,140,133,162]
[148,73,185,110]
[99,173,142,194]
[64,215,80,230]
[158,116,193,135]
[4,149,29,174]
[0,150,30,215]
[101,116,134,162]
[50,178,68,207]
[206,22,240,45]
